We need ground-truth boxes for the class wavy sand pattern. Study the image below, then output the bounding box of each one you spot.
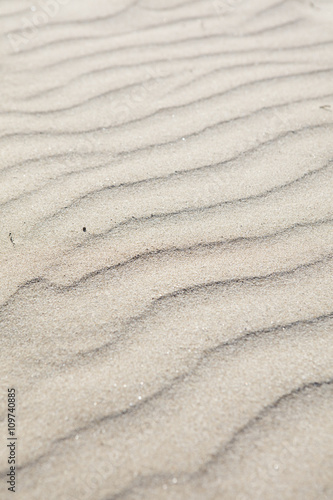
[0,0,333,499]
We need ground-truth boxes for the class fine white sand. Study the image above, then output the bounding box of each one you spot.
[0,1,333,499]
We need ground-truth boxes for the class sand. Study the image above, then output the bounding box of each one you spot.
[0,0,333,499]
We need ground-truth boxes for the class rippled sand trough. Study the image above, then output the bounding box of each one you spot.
[0,0,333,499]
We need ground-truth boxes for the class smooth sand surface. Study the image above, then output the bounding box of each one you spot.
[0,0,333,499]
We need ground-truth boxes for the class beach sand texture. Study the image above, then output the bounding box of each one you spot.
[0,0,333,499]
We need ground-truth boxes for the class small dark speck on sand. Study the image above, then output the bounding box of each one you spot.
[83,227,87,232]
[320,105,331,111]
